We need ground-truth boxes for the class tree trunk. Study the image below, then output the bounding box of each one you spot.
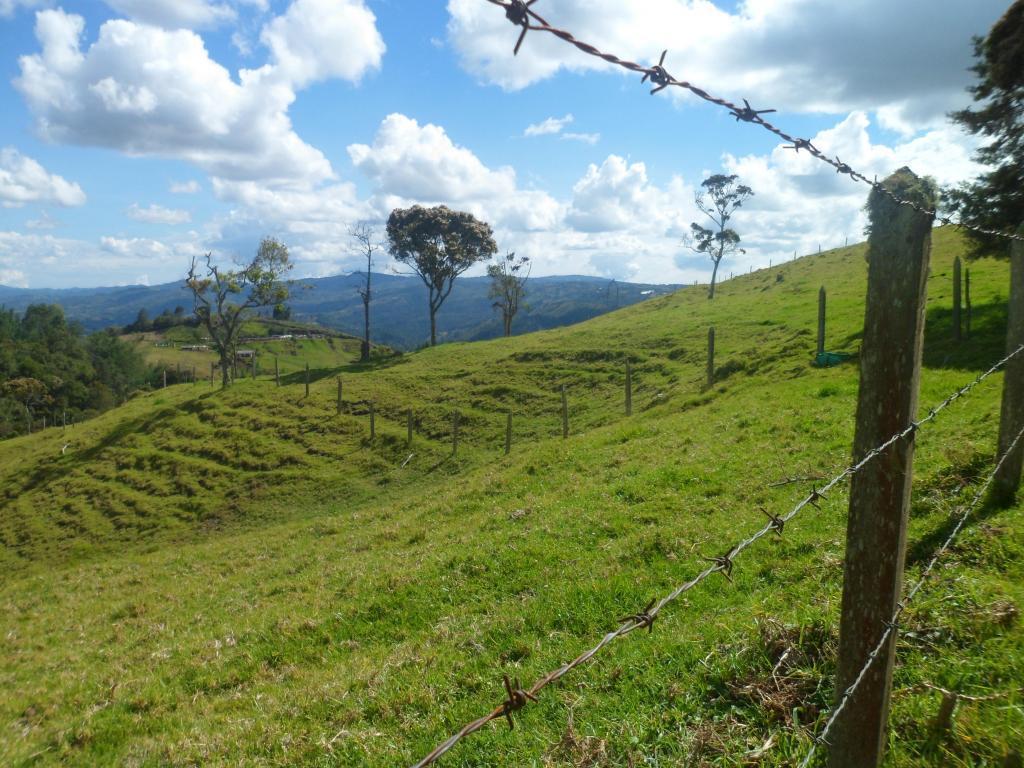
[220,352,231,389]
[361,297,371,362]
[708,258,721,299]
[430,307,437,346]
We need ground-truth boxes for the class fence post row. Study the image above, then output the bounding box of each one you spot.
[831,168,936,768]
[818,286,827,357]
[953,255,963,342]
[706,326,715,390]
[993,222,1024,504]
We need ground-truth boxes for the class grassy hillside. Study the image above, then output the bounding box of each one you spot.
[1,227,1022,766]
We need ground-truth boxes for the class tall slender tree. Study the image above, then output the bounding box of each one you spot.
[186,238,292,388]
[386,205,497,346]
[349,222,381,362]
[487,251,530,337]
[686,174,753,299]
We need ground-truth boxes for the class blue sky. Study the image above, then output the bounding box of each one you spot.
[0,0,1011,288]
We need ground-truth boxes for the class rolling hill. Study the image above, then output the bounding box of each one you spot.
[0,273,679,349]
[1,228,1021,767]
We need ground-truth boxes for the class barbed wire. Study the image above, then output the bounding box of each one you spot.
[410,343,1024,767]
[484,0,1024,244]
[797,419,1024,768]
[895,681,1023,704]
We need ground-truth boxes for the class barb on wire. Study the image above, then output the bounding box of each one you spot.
[483,0,1024,244]
[797,420,1024,768]
[410,343,1024,768]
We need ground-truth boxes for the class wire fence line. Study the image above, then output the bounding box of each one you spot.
[484,0,1024,245]
[409,343,1024,767]
[797,418,1024,768]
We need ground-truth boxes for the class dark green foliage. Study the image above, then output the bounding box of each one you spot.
[0,304,149,436]
[945,1,1024,257]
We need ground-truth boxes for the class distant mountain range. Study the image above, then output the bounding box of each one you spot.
[0,273,681,350]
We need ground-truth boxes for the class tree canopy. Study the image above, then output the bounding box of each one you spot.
[386,205,497,346]
[945,0,1024,256]
[687,174,753,299]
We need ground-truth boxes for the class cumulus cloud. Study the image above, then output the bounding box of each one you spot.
[15,2,383,186]
[448,0,1007,130]
[0,147,86,207]
[103,0,236,30]
[170,180,201,194]
[127,203,191,225]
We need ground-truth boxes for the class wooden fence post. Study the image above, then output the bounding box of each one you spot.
[304,363,310,398]
[706,327,715,390]
[505,411,512,455]
[625,362,633,416]
[831,168,936,768]
[252,354,257,379]
[62,410,66,432]
[953,255,963,342]
[965,268,972,339]
[337,378,343,414]
[407,409,413,446]
[369,401,375,440]
[818,286,827,357]
[275,356,280,387]
[210,361,215,387]
[993,223,1024,505]
[452,410,459,456]
[561,385,568,439]
[192,365,196,385]
[163,369,167,388]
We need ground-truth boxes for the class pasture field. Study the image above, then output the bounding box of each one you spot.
[1,227,1022,766]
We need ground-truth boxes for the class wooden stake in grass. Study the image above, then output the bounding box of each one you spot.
[993,223,1024,505]
[817,286,827,357]
[337,378,343,414]
[706,326,715,390]
[163,369,167,388]
[505,411,512,455]
[965,268,972,339]
[625,362,633,416]
[210,361,215,387]
[561,385,568,439]
[831,167,936,768]
[953,255,963,342]
[304,363,310,398]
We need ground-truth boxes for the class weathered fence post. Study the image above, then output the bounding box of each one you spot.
[452,410,459,456]
[625,362,633,416]
[706,327,715,390]
[560,385,568,439]
[831,168,936,768]
[505,411,512,455]
[407,409,413,446]
[993,223,1024,505]
[275,356,280,387]
[817,286,827,357]
[163,369,167,388]
[369,402,375,440]
[210,361,215,387]
[965,268,972,339]
[304,362,310,398]
[953,255,963,342]
[337,378,343,414]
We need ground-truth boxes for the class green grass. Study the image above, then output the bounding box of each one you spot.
[1,226,1022,766]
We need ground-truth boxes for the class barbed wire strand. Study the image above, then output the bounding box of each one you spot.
[797,419,1024,768]
[895,681,1023,704]
[485,0,1024,244]
[410,343,1024,767]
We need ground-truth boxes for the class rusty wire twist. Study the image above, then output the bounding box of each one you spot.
[797,419,1024,768]
[483,0,1024,244]
[410,343,1024,767]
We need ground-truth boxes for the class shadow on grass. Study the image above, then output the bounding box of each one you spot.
[922,300,1008,372]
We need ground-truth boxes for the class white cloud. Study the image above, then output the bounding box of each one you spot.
[447,0,1008,130]
[103,0,235,30]
[562,132,600,145]
[127,203,191,225]
[25,211,58,230]
[0,268,28,287]
[170,180,201,194]
[0,0,45,18]
[15,3,384,187]
[0,147,86,208]
[524,114,574,137]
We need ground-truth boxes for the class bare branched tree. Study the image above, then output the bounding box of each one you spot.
[686,174,753,299]
[487,251,530,337]
[186,238,292,388]
[349,222,382,362]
